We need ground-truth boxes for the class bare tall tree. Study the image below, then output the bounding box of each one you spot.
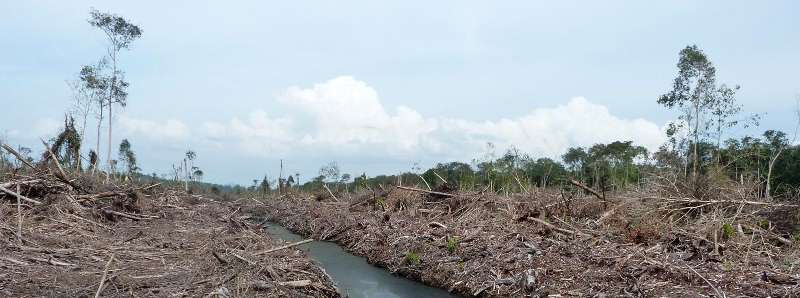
[78,61,109,174]
[765,98,800,198]
[88,8,142,172]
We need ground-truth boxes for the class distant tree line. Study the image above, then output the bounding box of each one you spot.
[270,45,799,199]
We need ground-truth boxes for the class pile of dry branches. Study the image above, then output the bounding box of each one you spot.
[0,152,338,297]
[260,180,800,297]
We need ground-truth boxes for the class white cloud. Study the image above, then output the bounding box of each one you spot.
[278,76,438,154]
[119,116,190,141]
[437,97,664,159]
[33,118,62,138]
[202,76,665,161]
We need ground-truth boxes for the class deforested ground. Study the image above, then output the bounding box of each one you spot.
[0,171,339,297]
[256,181,800,297]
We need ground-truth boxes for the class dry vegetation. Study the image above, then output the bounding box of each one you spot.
[258,178,800,297]
[0,165,339,297]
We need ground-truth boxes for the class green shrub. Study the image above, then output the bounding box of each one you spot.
[375,197,386,209]
[721,223,735,239]
[405,251,420,265]
[446,236,460,253]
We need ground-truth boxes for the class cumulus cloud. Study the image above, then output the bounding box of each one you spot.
[33,118,62,138]
[119,116,190,141]
[203,111,293,155]
[203,76,665,161]
[436,97,664,159]
[278,76,438,154]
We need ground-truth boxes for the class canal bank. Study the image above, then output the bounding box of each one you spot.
[263,223,458,298]
[251,188,798,297]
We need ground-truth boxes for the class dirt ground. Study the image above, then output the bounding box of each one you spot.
[0,173,339,297]
[259,186,800,297]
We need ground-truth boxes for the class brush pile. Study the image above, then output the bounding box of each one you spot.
[262,181,800,297]
[1,167,338,297]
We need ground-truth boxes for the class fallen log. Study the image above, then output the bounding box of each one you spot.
[322,184,339,202]
[569,179,605,201]
[102,209,155,221]
[253,239,313,256]
[252,279,312,290]
[94,254,115,298]
[40,139,81,191]
[527,217,589,237]
[0,185,42,205]
[396,185,456,198]
[0,143,35,169]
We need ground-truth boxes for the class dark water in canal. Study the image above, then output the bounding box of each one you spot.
[263,223,458,298]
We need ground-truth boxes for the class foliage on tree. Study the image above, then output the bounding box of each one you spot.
[88,8,142,171]
[118,139,139,176]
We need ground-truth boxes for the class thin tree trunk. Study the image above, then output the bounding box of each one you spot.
[183,159,189,192]
[766,148,784,199]
[107,51,117,174]
[95,109,103,175]
[693,102,700,178]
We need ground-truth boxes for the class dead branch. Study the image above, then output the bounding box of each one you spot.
[428,221,447,229]
[432,171,448,184]
[211,251,228,265]
[527,217,589,237]
[569,179,605,201]
[102,209,154,221]
[40,139,81,191]
[322,184,339,202]
[657,197,798,209]
[396,185,456,198]
[1,143,35,169]
[0,185,43,205]
[95,254,115,298]
[417,174,432,190]
[253,239,313,256]
[16,184,22,242]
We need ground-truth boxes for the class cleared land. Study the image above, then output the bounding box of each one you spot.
[256,184,800,297]
[0,172,339,297]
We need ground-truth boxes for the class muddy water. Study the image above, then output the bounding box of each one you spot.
[264,223,458,298]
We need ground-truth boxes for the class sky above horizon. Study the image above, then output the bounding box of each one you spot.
[2,1,799,185]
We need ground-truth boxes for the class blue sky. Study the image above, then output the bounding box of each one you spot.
[1,1,798,185]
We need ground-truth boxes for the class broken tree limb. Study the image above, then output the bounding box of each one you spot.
[513,174,529,194]
[0,185,42,205]
[658,197,799,209]
[16,184,22,242]
[252,279,312,290]
[95,254,115,298]
[322,184,339,202]
[396,185,456,198]
[1,143,35,169]
[428,221,447,229]
[0,256,29,266]
[102,209,155,221]
[417,174,432,190]
[527,217,589,237]
[211,251,228,265]
[569,179,605,201]
[40,139,81,191]
[432,171,448,184]
[279,280,312,287]
[253,239,313,256]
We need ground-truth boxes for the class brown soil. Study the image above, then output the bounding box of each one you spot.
[0,173,339,297]
[260,187,800,297]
